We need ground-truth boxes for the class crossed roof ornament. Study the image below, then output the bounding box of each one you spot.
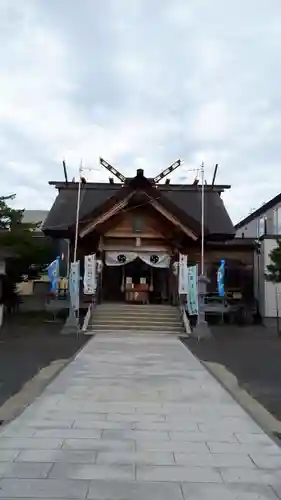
[99,157,181,184]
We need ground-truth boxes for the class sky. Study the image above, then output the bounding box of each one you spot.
[1,0,281,224]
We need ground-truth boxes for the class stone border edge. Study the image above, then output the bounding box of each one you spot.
[179,338,281,449]
[0,336,91,427]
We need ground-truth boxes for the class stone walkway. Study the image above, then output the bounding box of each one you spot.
[0,334,281,499]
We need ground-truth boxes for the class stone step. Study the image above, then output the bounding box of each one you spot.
[92,316,180,323]
[91,316,181,323]
[91,321,182,330]
[88,323,183,331]
[90,316,181,323]
[94,308,179,315]
[88,303,186,336]
[92,312,180,320]
[91,321,182,328]
[93,307,180,312]
[84,329,187,336]
[96,304,177,311]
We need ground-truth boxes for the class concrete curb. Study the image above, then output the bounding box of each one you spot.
[0,337,91,427]
[180,339,281,447]
[0,359,67,425]
[202,360,281,445]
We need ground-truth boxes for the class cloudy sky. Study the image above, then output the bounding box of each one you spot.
[1,0,281,224]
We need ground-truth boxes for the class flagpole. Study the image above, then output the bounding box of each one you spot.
[201,162,204,276]
[194,161,212,339]
[61,162,82,334]
[74,162,83,263]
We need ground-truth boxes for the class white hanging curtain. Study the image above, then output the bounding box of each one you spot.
[139,252,170,268]
[105,251,138,266]
[105,251,170,268]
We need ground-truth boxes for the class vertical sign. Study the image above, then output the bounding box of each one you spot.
[186,265,198,315]
[178,253,188,294]
[69,261,80,312]
[84,254,96,295]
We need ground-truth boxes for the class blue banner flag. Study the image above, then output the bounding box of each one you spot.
[47,257,60,294]
[217,259,225,297]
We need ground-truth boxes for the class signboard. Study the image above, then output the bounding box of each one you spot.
[84,254,96,295]
[178,253,188,294]
[186,265,198,315]
[69,261,80,312]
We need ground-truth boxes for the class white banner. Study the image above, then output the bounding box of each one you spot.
[69,261,80,312]
[178,253,188,294]
[105,251,137,266]
[140,252,170,268]
[186,265,198,315]
[105,251,170,268]
[84,254,96,295]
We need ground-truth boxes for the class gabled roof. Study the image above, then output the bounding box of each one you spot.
[79,189,198,241]
[235,191,281,230]
[43,172,235,240]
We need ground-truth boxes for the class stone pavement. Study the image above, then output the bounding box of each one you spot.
[0,334,281,499]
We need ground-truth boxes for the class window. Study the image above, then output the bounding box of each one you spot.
[273,207,281,234]
[257,217,265,238]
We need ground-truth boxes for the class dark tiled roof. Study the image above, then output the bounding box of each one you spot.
[43,184,120,234]
[235,191,281,229]
[43,180,235,239]
[158,185,233,237]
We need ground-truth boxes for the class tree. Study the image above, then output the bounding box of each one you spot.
[0,194,24,230]
[0,195,54,307]
[265,239,281,283]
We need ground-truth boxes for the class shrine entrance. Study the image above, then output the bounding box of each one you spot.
[102,251,170,304]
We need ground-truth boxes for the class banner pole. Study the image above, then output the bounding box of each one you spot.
[201,162,204,276]
[74,162,83,263]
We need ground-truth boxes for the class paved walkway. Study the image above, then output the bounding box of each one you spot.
[0,334,281,499]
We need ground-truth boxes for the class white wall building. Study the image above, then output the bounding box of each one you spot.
[235,193,281,325]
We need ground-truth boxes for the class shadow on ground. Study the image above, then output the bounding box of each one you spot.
[183,325,281,423]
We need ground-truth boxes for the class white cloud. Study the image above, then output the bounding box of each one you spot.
[192,100,231,142]
[1,0,281,224]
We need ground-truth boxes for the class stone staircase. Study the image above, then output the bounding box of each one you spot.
[87,303,187,335]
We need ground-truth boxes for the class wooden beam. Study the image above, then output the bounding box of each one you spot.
[211,164,218,187]
[104,231,165,238]
[147,197,198,241]
[79,193,133,238]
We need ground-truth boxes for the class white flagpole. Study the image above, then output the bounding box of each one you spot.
[194,160,212,338]
[74,161,83,263]
[201,162,205,276]
[62,162,82,334]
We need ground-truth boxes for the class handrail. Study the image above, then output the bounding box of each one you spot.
[82,271,102,333]
[179,304,192,335]
[175,289,192,336]
[81,300,93,332]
